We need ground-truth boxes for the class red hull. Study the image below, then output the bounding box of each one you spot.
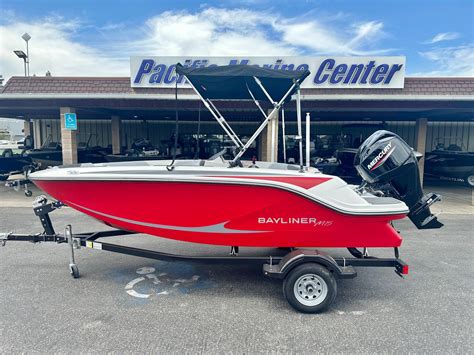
[34,180,405,248]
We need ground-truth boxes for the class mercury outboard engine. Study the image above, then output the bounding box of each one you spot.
[355,130,443,229]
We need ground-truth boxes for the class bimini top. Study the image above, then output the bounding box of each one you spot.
[175,63,310,102]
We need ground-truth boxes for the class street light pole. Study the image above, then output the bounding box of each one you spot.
[26,40,29,76]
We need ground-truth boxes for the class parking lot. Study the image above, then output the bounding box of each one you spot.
[0,184,473,353]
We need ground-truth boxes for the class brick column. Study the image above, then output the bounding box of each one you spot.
[258,110,279,162]
[32,119,42,149]
[111,116,121,155]
[60,107,77,165]
[415,117,428,186]
[23,120,32,136]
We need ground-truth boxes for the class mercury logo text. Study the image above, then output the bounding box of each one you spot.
[367,142,395,171]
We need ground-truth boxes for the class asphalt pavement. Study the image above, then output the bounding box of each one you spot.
[0,185,473,353]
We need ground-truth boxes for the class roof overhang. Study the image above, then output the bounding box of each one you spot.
[0,93,473,101]
[0,93,472,121]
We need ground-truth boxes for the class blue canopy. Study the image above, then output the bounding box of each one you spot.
[175,64,310,103]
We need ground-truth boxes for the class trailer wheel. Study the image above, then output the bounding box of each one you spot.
[283,263,337,313]
[2,149,13,158]
[69,264,80,279]
[465,174,474,187]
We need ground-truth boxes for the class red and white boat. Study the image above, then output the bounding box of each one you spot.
[29,64,442,249]
[30,159,408,248]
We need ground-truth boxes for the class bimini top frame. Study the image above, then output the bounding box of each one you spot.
[175,64,310,168]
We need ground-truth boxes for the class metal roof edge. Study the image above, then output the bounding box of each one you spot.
[0,93,199,100]
[300,94,474,101]
[0,93,472,101]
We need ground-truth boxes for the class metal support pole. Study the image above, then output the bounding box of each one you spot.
[185,78,244,149]
[296,86,304,170]
[231,81,299,164]
[282,108,287,163]
[66,225,75,266]
[270,115,276,162]
[253,76,277,105]
[26,41,29,77]
[306,112,311,170]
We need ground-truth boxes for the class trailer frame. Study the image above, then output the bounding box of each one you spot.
[0,197,409,313]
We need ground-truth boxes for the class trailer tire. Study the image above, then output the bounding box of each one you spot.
[69,264,80,279]
[465,174,474,187]
[2,149,13,158]
[283,263,337,313]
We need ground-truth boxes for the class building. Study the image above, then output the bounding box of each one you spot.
[0,56,473,182]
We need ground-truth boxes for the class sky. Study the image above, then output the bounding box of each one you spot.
[0,0,473,81]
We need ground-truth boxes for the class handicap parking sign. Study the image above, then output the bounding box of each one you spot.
[64,113,77,130]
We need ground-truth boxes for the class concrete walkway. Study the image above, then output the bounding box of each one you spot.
[425,181,474,214]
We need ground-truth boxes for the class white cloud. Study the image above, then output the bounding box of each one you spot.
[0,15,128,80]
[1,7,394,81]
[131,8,390,56]
[417,44,474,76]
[424,32,460,44]
[127,9,298,57]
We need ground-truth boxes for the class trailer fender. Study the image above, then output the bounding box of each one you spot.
[263,249,357,279]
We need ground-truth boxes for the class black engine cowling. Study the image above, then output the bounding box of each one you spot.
[355,130,443,229]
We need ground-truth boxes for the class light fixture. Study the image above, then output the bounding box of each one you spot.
[13,50,27,76]
[22,33,31,42]
[14,50,27,59]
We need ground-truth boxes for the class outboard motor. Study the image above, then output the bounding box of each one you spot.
[355,130,443,229]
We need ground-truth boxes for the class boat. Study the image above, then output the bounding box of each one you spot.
[0,135,33,180]
[28,64,442,248]
[425,141,474,187]
[315,148,360,183]
[105,138,168,162]
[0,155,32,180]
[26,134,110,168]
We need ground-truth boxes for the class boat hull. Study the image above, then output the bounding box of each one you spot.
[0,156,31,176]
[33,179,405,248]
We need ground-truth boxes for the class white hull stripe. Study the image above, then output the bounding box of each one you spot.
[66,201,269,234]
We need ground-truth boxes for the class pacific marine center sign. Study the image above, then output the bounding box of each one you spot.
[130,56,406,89]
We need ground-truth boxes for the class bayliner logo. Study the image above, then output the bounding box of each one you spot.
[258,217,333,227]
[367,142,396,171]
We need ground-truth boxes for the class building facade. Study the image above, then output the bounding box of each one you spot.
[0,57,473,178]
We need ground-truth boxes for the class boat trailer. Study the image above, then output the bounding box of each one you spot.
[0,196,408,313]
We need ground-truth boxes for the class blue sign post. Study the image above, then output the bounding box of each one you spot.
[64,113,77,130]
